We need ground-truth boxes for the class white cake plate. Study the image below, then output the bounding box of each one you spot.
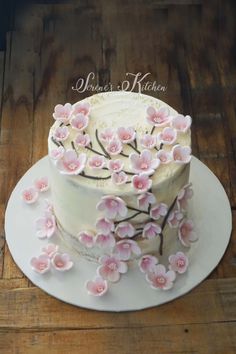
[5,156,232,312]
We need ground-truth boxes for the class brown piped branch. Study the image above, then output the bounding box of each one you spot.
[95,129,111,159]
[159,196,177,255]
[80,171,111,180]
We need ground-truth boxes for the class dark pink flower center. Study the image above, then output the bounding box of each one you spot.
[122,243,130,249]
[68,162,79,171]
[56,260,64,268]
[141,162,148,169]
[25,192,33,200]
[156,275,166,285]
[108,262,118,271]
[177,259,185,268]
[38,262,47,270]
[46,219,53,228]
[110,200,118,208]
[123,133,131,140]
[97,285,105,293]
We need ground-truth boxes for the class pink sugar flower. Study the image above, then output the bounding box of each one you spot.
[115,222,135,238]
[146,106,170,127]
[73,101,90,116]
[169,252,189,274]
[157,127,177,145]
[100,128,115,143]
[115,239,141,261]
[108,159,124,172]
[86,276,108,296]
[177,183,193,211]
[140,134,157,149]
[156,150,172,164]
[142,222,162,240]
[36,212,56,239]
[139,255,159,273]
[172,145,191,164]
[146,264,176,290]
[44,199,54,213]
[106,138,123,156]
[137,192,156,210]
[95,218,115,235]
[53,126,70,141]
[97,255,128,282]
[167,210,183,228]
[130,150,160,175]
[178,219,198,247]
[34,176,49,192]
[111,171,128,185]
[51,253,73,271]
[78,231,95,248]
[71,114,89,131]
[171,114,192,132]
[88,155,106,169]
[50,146,65,160]
[30,254,51,274]
[117,126,136,143]
[22,187,39,204]
[150,203,168,220]
[132,174,152,194]
[42,243,59,258]
[75,133,91,147]
[53,103,72,124]
[56,150,86,175]
[96,195,127,219]
[95,233,116,249]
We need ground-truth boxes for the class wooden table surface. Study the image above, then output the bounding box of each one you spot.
[0,1,235,353]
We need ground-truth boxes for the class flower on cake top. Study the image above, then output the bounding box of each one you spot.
[172,145,191,164]
[95,218,115,235]
[156,150,172,164]
[178,219,198,247]
[75,133,91,147]
[130,149,160,175]
[88,155,106,169]
[115,222,135,238]
[111,171,128,185]
[73,101,90,116]
[53,126,70,141]
[42,243,59,258]
[96,195,127,219]
[86,277,108,296]
[22,187,39,204]
[137,192,156,210]
[157,127,177,145]
[117,127,136,143]
[150,203,168,220]
[142,222,162,240]
[108,159,124,172]
[36,212,56,239]
[71,114,89,131]
[51,253,73,271]
[169,252,189,274]
[139,255,159,273]
[167,210,183,228]
[30,254,51,274]
[95,233,116,249]
[177,183,193,211]
[97,255,128,282]
[34,177,49,192]
[56,150,86,175]
[106,138,123,156]
[132,174,152,193]
[146,106,170,127]
[171,114,192,132]
[100,128,115,143]
[44,199,54,213]
[78,231,95,248]
[53,103,72,124]
[146,264,176,290]
[115,239,141,261]
[140,133,157,149]
[50,146,65,160]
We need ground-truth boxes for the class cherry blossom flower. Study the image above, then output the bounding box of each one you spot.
[172,145,191,164]
[150,203,168,220]
[71,114,89,131]
[157,127,177,145]
[106,138,123,156]
[139,255,159,273]
[42,243,59,258]
[130,149,160,175]
[167,210,183,228]
[53,126,69,141]
[88,155,106,169]
[78,231,95,248]
[96,195,127,219]
[146,106,170,127]
[73,101,90,116]
[95,233,116,249]
[53,103,72,124]
[115,222,135,238]
[177,183,193,211]
[137,192,156,210]
[156,150,172,164]
[115,239,141,261]
[117,127,136,143]
[56,150,86,175]
[86,277,108,296]
[142,222,162,240]
[146,264,176,290]
[44,199,54,213]
[34,177,49,192]
[172,114,192,132]
[97,255,128,282]
[111,171,128,185]
[132,174,152,194]
[108,159,124,172]
[100,128,115,143]
[51,253,73,271]
[22,187,39,204]
[36,212,56,239]
[30,254,51,274]
[75,133,91,147]
[169,252,189,274]
[140,134,157,149]
[178,219,198,247]
[95,218,115,235]
[50,146,65,160]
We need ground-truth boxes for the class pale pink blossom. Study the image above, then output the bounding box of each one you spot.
[53,103,72,124]
[56,150,86,175]
[42,243,59,258]
[96,195,127,219]
[34,176,49,192]
[172,114,192,132]
[97,255,128,282]
[50,146,65,160]
[106,138,123,156]
[150,203,168,220]
[100,128,115,143]
[146,106,170,127]
[142,222,161,240]
[115,222,135,238]
[53,126,69,141]
[169,252,189,274]
[178,219,198,247]
[75,133,91,147]
[51,253,73,271]
[115,239,141,261]
[88,155,106,169]
[137,192,156,210]
[146,264,176,290]
[73,101,90,116]
[139,255,158,273]
[22,187,39,204]
[172,145,191,164]
[177,183,193,211]
[71,114,89,131]
[86,277,108,296]
[117,126,136,143]
[36,212,56,239]
[30,254,51,274]
[95,233,116,249]
[140,134,157,149]
[167,210,183,228]
[78,231,95,248]
[157,127,177,145]
[44,199,54,213]
[132,174,152,194]
[111,171,128,185]
[108,159,124,172]
[95,218,115,235]
[130,150,160,175]
[156,150,172,164]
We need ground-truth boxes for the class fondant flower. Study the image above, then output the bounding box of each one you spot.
[169,252,189,274]
[150,203,168,220]
[97,255,128,282]
[146,264,176,290]
[34,177,49,192]
[51,253,73,271]
[117,127,136,143]
[142,222,161,240]
[88,155,106,169]
[140,134,157,149]
[115,222,135,238]
[115,240,141,261]
[111,171,128,185]
[95,218,115,235]
[78,231,95,248]
[100,128,115,143]
[86,277,108,296]
[139,255,158,273]
[44,199,53,213]
[42,243,59,258]
[177,183,193,211]
[53,126,69,141]
[71,114,89,131]
[137,192,156,210]
[108,159,124,172]
[96,195,127,219]
[75,133,91,147]
[146,106,170,127]
[50,146,65,160]
[178,219,198,247]
[56,150,86,175]
[36,212,56,239]
[172,114,192,132]
[130,149,160,175]
[53,103,72,124]
[172,145,191,164]
[167,210,183,228]
[22,187,39,204]
[132,174,152,193]
[73,101,90,116]
[157,127,177,145]
[30,254,51,274]
[156,150,172,164]
[106,138,123,156]
[95,233,116,249]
